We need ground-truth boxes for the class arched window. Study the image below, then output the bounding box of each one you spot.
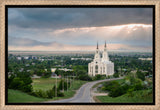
[95,65,98,73]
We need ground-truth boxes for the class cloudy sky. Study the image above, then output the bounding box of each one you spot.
[8,8,153,52]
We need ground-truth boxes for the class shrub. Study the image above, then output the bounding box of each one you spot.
[78,74,92,81]
[106,75,110,79]
[46,89,55,98]
[8,74,15,86]
[9,77,23,89]
[127,88,134,97]
[33,90,48,98]
[58,79,68,90]
[133,83,143,91]
[53,85,64,97]
[21,84,33,93]
[8,74,33,93]
[103,81,120,91]
[113,73,119,78]
[22,77,32,85]
[109,87,124,97]
[93,74,106,80]
[57,92,64,97]
[136,70,145,81]
[101,86,107,91]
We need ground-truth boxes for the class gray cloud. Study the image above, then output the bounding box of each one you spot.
[8,8,153,52]
[8,8,152,30]
[8,24,152,47]
[8,36,152,52]
[8,36,53,46]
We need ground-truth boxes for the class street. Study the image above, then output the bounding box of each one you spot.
[47,77,123,103]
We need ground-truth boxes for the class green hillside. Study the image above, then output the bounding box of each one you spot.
[96,89,153,103]
[8,89,47,103]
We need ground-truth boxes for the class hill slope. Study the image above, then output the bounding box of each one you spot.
[96,89,153,103]
[8,89,47,103]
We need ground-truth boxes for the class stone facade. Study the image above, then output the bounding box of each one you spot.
[88,42,114,76]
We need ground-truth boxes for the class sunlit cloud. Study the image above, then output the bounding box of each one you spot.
[51,24,152,35]
[8,23,152,52]
[8,8,152,52]
[47,24,152,46]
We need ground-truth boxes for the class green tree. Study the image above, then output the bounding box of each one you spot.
[58,79,68,90]
[78,74,92,81]
[136,70,145,81]
[113,72,119,78]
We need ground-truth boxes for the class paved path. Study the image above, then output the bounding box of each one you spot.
[47,77,123,103]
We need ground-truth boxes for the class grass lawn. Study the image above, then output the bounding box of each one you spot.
[8,89,47,103]
[96,89,153,103]
[32,78,61,91]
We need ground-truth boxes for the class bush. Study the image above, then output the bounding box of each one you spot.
[21,84,33,93]
[8,74,15,86]
[109,87,124,97]
[103,81,120,91]
[127,88,134,97]
[106,75,110,79]
[8,74,33,93]
[22,77,32,85]
[107,83,128,97]
[57,92,64,97]
[133,83,143,91]
[46,89,55,98]
[94,74,102,80]
[93,74,106,80]
[52,85,64,97]
[113,73,119,78]
[42,71,52,78]
[101,80,133,97]
[33,89,48,98]
[58,79,68,90]
[100,73,151,98]
[9,77,24,89]
[136,70,145,81]
[78,74,92,81]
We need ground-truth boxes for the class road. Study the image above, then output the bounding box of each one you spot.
[47,77,123,103]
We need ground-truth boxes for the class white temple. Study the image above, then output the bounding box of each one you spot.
[88,41,114,76]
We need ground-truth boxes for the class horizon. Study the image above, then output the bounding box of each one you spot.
[8,50,152,53]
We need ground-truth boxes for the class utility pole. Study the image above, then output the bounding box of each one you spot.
[67,76,68,91]
[70,76,71,88]
[73,75,74,84]
[62,75,64,92]
[55,76,57,97]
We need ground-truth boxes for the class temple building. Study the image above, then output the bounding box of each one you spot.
[88,41,114,76]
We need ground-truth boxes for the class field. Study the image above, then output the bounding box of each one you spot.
[32,78,87,91]
[8,89,47,103]
[8,78,87,103]
[95,89,153,103]
[32,78,61,91]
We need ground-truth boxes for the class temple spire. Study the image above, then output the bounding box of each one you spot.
[97,41,98,49]
[105,40,106,48]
